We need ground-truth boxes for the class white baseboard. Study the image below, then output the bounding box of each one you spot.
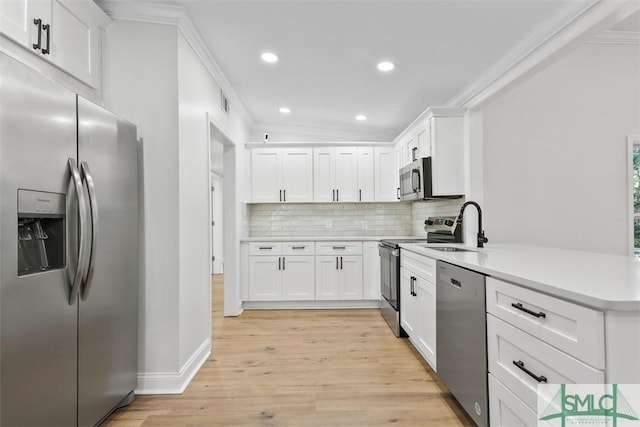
[243,300,381,310]
[135,338,211,395]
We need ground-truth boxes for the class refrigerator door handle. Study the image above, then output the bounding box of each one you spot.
[80,161,98,301]
[68,158,89,305]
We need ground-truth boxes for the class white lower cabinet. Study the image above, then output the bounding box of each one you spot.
[486,277,605,425]
[489,374,538,427]
[248,242,315,301]
[247,240,374,303]
[400,250,437,370]
[281,256,315,300]
[315,255,363,300]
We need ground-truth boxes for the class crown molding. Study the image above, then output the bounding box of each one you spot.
[250,122,394,143]
[446,0,639,110]
[96,0,254,128]
[589,30,640,44]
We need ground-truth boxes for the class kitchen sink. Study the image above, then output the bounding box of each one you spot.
[427,246,475,253]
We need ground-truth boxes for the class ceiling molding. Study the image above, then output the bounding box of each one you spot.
[447,0,639,110]
[96,0,254,128]
[251,122,394,143]
[589,30,640,44]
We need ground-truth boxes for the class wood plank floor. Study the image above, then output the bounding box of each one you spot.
[104,275,473,426]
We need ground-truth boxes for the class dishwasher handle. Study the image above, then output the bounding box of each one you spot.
[450,278,462,289]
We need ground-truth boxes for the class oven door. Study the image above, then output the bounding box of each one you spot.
[379,243,399,310]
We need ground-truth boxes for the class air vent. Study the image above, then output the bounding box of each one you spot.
[220,90,230,114]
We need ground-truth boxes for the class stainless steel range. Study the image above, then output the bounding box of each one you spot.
[379,216,463,337]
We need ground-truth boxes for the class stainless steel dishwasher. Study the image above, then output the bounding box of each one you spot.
[436,261,488,427]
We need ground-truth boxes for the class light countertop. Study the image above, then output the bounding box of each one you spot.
[241,236,420,242]
[399,243,640,311]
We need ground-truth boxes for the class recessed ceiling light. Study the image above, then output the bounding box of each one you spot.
[355,115,367,121]
[377,61,395,72]
[261,52,279,63]
[279,107,291,114]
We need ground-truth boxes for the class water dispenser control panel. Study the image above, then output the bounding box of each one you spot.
[17,190,65,276]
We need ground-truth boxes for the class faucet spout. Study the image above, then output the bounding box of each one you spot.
[457,201,488,248]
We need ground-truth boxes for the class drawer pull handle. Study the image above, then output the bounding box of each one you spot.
[292,246,305,250]
[511,302,546,318]
[259,246,273,250]
[333,246,346,250]
[513,360,547,383]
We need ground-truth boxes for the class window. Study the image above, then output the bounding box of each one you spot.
[631,136,640,256]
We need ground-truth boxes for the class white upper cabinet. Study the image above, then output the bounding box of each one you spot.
[374,147,398,201]
[251,147,313,202]
[394,107,465,196]
[0,0,110,88]
[356,147,374,202]
[313,147,368,202]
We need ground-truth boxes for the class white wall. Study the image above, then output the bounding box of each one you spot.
[103,20,251,393]
[176,33,214,370]
[103,21,181,376]
[482,42,640,255]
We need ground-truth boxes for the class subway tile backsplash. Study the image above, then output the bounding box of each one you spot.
[248,198,464,238]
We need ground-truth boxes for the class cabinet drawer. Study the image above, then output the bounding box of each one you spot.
[315,241,362,255]
[487,315,604,411]
[486,277,604,369]
[282,242,315,256]
[400,249,435,283]
[489,374,538,427]
[249,242,282,255]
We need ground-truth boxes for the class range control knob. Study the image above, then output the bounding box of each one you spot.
[444,219,454,227]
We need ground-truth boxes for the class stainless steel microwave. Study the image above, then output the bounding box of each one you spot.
[399,157,433,200]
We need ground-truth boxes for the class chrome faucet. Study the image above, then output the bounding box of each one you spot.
[456,201,488,248]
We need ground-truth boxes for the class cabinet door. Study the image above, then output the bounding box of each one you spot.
[362,242,380,300]
[313,148,335,202]
[340,255,363,299]
[0,0,40,48]
[48,0,107,88]
[431,116,464,196]
[281,256,315,301]
[252,149,282,202]
[416,119,431,159]
[400,267,417,336]
[248,256,281,300]
[281,148,313,202]
[315,256,339,299]
[374,147,398,201]
[334,147,358,202]
[416,276,437,370]
[356,147,374,202]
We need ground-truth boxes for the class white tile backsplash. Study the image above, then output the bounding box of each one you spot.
[248,198,465,238]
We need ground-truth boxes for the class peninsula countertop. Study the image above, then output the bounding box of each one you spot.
[399,243,640,311]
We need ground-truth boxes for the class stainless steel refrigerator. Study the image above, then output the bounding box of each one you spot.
[0,52,139,426]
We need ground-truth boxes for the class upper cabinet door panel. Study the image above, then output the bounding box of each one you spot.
[313,148,335,202]
[334,148,358,202]
[356,148,374,202]
[48,0,107,88]
[281,148,313,202]
[251,149,282,202]
[374,147,398,201]
[0,0,36,47]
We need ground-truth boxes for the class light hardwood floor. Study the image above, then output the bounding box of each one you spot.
[104,275,473,426]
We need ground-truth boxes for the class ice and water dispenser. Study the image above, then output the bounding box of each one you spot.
[17,190,65,275]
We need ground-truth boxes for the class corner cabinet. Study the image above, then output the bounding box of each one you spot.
[251,148,314,202]
[0,0,110,89]
[394,107,465,196]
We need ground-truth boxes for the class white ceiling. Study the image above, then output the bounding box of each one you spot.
[130,0,584,141]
